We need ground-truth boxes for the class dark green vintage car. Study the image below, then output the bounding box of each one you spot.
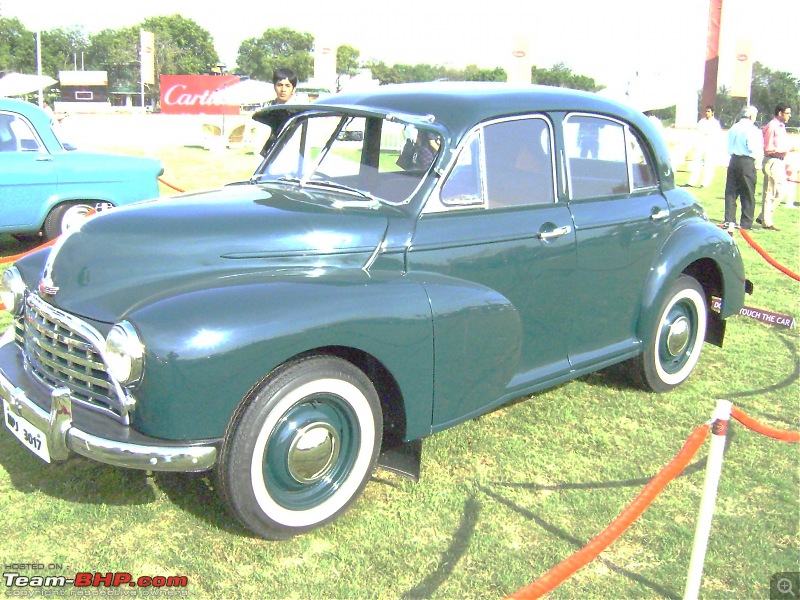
[0,83,750,539]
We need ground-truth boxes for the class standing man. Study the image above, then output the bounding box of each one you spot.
[687,105,722,188]
[259,68,298,157]
[756,104,792,231]
[723,105,763,232]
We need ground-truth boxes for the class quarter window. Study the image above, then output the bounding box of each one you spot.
[564,114,657,200]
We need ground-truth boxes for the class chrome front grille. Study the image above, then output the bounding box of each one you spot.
[14,294,132,422]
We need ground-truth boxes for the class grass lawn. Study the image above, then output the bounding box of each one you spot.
[0,143,797,599]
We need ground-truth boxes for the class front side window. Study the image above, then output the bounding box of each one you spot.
[254,113,442,205]
[564,114,658,199]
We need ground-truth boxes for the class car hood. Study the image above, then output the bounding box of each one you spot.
[38,184,391,323]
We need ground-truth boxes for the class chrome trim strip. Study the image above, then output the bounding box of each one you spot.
[0,366,217,473]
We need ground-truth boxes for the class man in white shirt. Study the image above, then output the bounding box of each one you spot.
[687,106,722,188]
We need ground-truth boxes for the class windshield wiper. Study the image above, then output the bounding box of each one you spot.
[249,175,383,208]
[250,174,301,185]
[307,180,383,209]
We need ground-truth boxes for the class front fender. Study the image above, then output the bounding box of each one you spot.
[126,272,434,442]
[638,218,746,341]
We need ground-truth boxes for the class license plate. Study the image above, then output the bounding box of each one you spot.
[3,400,51,463]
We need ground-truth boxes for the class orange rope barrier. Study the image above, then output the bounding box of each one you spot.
[738,229,800,282]
[158,177,186,193]
[731,407,800,443]
[506,423,710,600]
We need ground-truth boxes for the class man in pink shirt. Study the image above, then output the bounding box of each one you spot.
[757,104,792,231]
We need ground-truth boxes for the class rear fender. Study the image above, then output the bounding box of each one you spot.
[637,220,746,345]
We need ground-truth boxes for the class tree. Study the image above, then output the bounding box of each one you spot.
[750,62,799,128]
[141,15,219,76]
[41,27,89,74]
[710,64,799,128]
[236,27,314,82]
[84,16,218,97]
[85,27,140,71]
[463,65,507,82]
[336,44,360,76]
[531,62,601,92]
[0,17,35,74]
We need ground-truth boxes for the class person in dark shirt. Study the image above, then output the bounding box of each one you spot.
[259,68,298,157]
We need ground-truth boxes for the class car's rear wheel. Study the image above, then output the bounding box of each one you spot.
[217,355,383,539]
[630,275,707,392]
[43,201,94,239]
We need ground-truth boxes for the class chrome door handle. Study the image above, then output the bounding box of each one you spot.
[650,209,669,221]
[538,225,572,240]
[36,156,53,162]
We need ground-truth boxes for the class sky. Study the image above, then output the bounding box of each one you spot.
[2,0,797,91]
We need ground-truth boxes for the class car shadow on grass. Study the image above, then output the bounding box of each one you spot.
[152,471,253,537]
[401,496,480,599]
[472,435,737,599]
[0,234,45,260]
[478,485,682,599]
[0,436,157,505]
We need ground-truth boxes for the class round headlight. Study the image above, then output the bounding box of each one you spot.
[104,321,144,385]
[0,267,27,316]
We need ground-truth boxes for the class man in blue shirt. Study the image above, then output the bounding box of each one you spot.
[723,105,763,231]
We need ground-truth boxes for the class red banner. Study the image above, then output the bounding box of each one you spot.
[159,75,241,115]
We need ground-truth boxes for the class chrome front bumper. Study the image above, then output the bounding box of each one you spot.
[0,330,217,472]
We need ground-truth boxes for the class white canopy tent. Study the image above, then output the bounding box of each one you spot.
[211,78,276,107]
[0,73,57,97]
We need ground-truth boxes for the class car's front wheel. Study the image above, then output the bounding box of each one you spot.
[43,201,95,239]
[217,355,383,539]
[631,275,708,392]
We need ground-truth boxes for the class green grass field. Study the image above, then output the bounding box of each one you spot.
[0,142,797,599]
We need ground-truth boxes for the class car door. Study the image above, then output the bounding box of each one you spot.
[0,111,58,233]
[562,113,668,369]
[408,116,576,429]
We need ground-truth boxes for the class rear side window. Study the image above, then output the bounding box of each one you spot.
[564,114,657,200]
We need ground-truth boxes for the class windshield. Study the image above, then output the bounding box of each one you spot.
[252,113,442,205]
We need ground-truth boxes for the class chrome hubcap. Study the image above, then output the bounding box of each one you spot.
[287,422,339,483]
[666,316,691,356]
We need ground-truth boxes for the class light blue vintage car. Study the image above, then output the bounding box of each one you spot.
[0,98,162,239]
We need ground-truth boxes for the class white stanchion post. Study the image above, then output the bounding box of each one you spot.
[683,399,732,600]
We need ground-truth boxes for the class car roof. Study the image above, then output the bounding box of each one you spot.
[315,82,653,138]
[0,97,54,134]
[0,97,48,119]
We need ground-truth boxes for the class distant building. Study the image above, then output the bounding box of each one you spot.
[57,71,111,113]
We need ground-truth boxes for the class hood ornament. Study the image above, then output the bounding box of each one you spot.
[38,231,72,297]
[38,264,59,296]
